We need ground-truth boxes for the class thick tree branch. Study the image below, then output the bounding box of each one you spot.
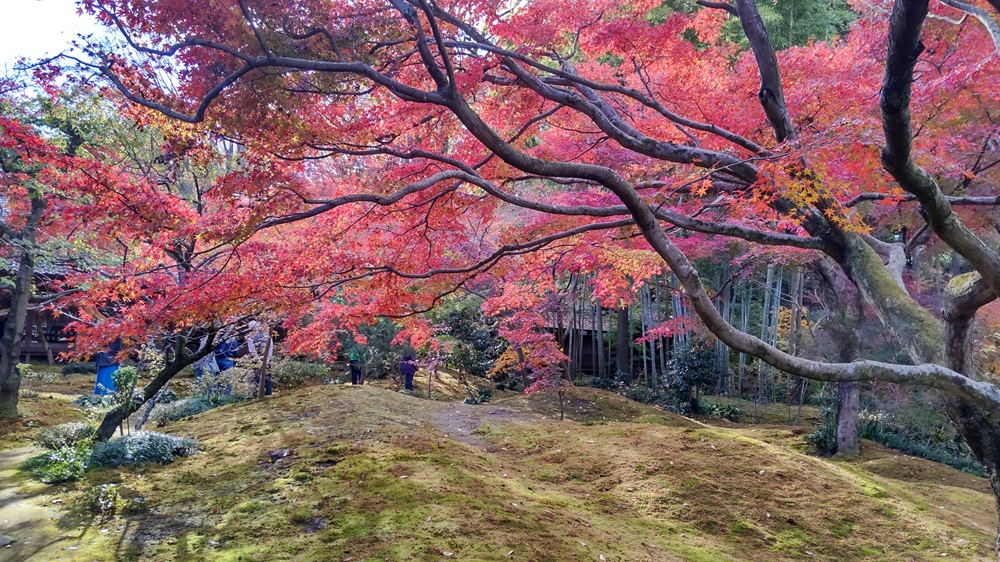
[880,0,1000,302]
[844,192,1000,207]
[696,0,738,16]
[733,0,796,142]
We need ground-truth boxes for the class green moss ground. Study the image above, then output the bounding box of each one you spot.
[0,379,996,561]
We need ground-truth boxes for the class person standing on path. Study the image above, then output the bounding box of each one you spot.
[349,349,363,385]
[399,354,417,392]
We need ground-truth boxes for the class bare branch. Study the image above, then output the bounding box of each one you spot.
[843,192,1000,207]
[237,0,273,58]
[940,0,1000,54]
[696,0,738,15]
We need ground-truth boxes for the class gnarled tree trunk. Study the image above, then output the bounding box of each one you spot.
[95,334,212,441]
[0,196,45,419]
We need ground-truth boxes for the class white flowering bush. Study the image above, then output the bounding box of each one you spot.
[21,442,91,483]
[17,363,58,397]
[35,422,97,449]
[90,431,198,467]
[80,484,148,521]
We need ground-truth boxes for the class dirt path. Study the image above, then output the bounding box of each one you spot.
[422,401,538,449]
[0,446,89,562]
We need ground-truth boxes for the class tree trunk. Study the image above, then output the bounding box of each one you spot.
[640,285,650,387]
[758,265,775,408]
[135,382,170,431]
[657,282,668,395]
[942,277,1000,556]
[516,345,528,391]
[815,259,863,456]
[738,279,749,398]
[256,334,272,399]
[0,196,46,419]
[594,297,602,379]
[944,398,1000,557]
[616,307,629,382]
[96,335,210,441]
[716,266,732,392]
[787,267,803,420]
[835,383,861,458]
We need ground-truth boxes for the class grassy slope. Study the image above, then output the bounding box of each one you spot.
[4,377,998,561]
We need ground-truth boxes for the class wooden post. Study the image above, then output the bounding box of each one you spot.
[35,314,54,366]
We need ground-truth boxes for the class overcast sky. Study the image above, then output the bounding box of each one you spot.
[0,0,102,71]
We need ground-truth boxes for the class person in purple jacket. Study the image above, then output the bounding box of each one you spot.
[399,354,417,392]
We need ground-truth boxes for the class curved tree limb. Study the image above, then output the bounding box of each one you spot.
[733,0,796,142]
[881,0,1000,301]
[940,0,1000,53]
[844,192,1000,207]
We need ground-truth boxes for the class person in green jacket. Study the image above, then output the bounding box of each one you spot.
[349,350,363,385]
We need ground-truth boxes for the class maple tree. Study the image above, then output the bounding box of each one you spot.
[0,91,129,418]
[0,113,57,418]
[1,88,248,427]
[32,0,1000,551]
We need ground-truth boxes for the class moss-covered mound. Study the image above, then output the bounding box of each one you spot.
[2,381,996,561]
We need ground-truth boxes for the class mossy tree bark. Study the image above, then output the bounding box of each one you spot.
[816,259,863,458]
[878,2,1000,553]
[0,195,46,419]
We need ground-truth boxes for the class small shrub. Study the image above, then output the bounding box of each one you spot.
[149,397,207,426]
[625,386,657,404]
[662,341,716,414]
[73,394,113,408]
[150,393,248,426]
[806,387,839,456]
[22,442,92,483]
[109,366,142,411]
[90,431,198,467]
[867,430,984,475]
[857,408,984,475]
[156,388,179,404]
[79,484,148,521]
[463,387,493,404]
[588,377,616,390]
[36,422,96,449]
[17,363,58,397]
[703,402,742,422]
[61,362,97,375]
[272,359,329,388]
